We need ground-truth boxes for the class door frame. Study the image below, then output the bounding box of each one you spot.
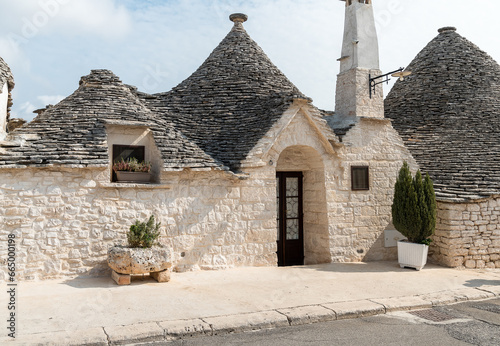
[276,171,304,266]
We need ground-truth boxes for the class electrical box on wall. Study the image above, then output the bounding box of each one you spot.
[384,229,406,248]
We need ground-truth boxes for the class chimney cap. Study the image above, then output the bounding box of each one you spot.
[438,26,457,34]
[229,13,248,23]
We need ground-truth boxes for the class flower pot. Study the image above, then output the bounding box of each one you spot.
[107,246,172,285]
[397,241,429,271]
[115,171,151,183]
[107,246,171,275]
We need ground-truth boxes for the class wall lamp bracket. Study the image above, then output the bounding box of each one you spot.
[369,67,411,98]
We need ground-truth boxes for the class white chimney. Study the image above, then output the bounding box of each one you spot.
[335,0,383,119]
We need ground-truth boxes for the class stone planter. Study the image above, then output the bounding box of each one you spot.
[115,171,151,183]
[397,240,429,271]
[107,246,172,285]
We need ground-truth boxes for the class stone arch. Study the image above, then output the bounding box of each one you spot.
[276,145,330,265]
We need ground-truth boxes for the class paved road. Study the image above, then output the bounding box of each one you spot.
[166,298,500,346]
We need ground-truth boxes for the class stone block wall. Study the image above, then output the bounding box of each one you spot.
[327,117,417,262]
[431,197,500,268]
[0,102,417,281]
[0,83,8,140]
[335,68,384,119]
[0,167,277,281]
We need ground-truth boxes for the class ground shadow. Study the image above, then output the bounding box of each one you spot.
[463,279,500,288]
[285,260,448,273]
[62,272,160,289]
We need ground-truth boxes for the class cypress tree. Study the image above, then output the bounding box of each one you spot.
[392,162,436,244]
[422,173,437,242]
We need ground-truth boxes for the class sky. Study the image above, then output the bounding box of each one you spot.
[1,0,500,121]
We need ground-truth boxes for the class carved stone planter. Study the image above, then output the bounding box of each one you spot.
[107,246,172,285]
[397,241,429,271]
[115,171,151,183]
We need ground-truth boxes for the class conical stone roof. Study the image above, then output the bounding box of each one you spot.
[385,27,500,202]
[147,14,309,172]
[0,70,217,169]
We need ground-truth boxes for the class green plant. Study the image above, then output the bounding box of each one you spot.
[392,162,436,244]
[113,157,151,173]
[127,215,161,248]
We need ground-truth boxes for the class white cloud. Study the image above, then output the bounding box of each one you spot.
[37,95,65,106]
[0,0,132,40]
[18,101,37,118]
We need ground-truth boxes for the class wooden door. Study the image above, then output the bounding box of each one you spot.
[276,172,304,266]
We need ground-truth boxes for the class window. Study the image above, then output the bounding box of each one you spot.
[112,145,145,163]
[351,166,369,190]
[112,145,145,182]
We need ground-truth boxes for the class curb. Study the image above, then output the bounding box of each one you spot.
[11,286,500,345]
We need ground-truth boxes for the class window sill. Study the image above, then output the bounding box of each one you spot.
[99,182,171,189]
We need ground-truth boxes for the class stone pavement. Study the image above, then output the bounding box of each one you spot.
[3,261,500,345]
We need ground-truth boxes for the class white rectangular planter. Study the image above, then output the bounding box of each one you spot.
[397,241,429,271]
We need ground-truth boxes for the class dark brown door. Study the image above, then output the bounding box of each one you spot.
[276,172,304,266]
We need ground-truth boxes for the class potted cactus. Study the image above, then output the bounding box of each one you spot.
[392,162,436,270]
[112,157,152,183]
[107,215,171,284]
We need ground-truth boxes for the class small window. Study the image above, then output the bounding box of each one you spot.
[351,166,369,191]
[112,145,146,182]
[113,145,145,163]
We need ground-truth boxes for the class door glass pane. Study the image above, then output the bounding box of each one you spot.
[286,219,299,240]
[286,197,298,218]
[276,177,280,241]
[286,177,299,197]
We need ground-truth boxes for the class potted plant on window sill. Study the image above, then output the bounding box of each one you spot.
[392,162,437,271]
[107,215,171,285]
[113,157,152,183]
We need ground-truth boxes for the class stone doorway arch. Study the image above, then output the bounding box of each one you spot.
[276,145,330,265]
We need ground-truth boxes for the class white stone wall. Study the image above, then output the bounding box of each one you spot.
[0,167,277,281]
[0,102,416,281]
[431,197,500,269]
[0,83,8,140]
[335,68,384,118]
[327,117,417,262]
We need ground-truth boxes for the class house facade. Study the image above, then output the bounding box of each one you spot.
[0,1,416,281]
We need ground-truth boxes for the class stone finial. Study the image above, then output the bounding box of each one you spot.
[342,0,372,6]
[229,13,248,24]
[438,27,457,34]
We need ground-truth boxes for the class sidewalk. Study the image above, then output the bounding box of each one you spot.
[4,261,500,345]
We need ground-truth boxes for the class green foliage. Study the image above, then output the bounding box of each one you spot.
[127,215,161,248]
[113,157,152,173]
[392,162,437,244]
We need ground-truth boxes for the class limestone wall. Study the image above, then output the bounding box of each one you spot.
[0,83,8,140]
[0,103,416,281]
[0,167,277,281]
[335,68,384,118]
[431,197,500,269]
[328,117,417,262]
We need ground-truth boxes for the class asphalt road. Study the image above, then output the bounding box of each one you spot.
[165,298,500,346]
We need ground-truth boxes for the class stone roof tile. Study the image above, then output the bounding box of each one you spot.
[145,15,309,172]
[0,70,219,169]
[385,27,500,202]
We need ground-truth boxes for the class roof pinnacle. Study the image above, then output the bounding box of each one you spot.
[438,27,457,34]
[229,13,248,24]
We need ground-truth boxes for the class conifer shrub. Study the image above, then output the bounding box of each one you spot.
[127,215,161,248]
[392,162,436,244]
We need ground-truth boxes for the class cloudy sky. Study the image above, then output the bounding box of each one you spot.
[1,0,500,121]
